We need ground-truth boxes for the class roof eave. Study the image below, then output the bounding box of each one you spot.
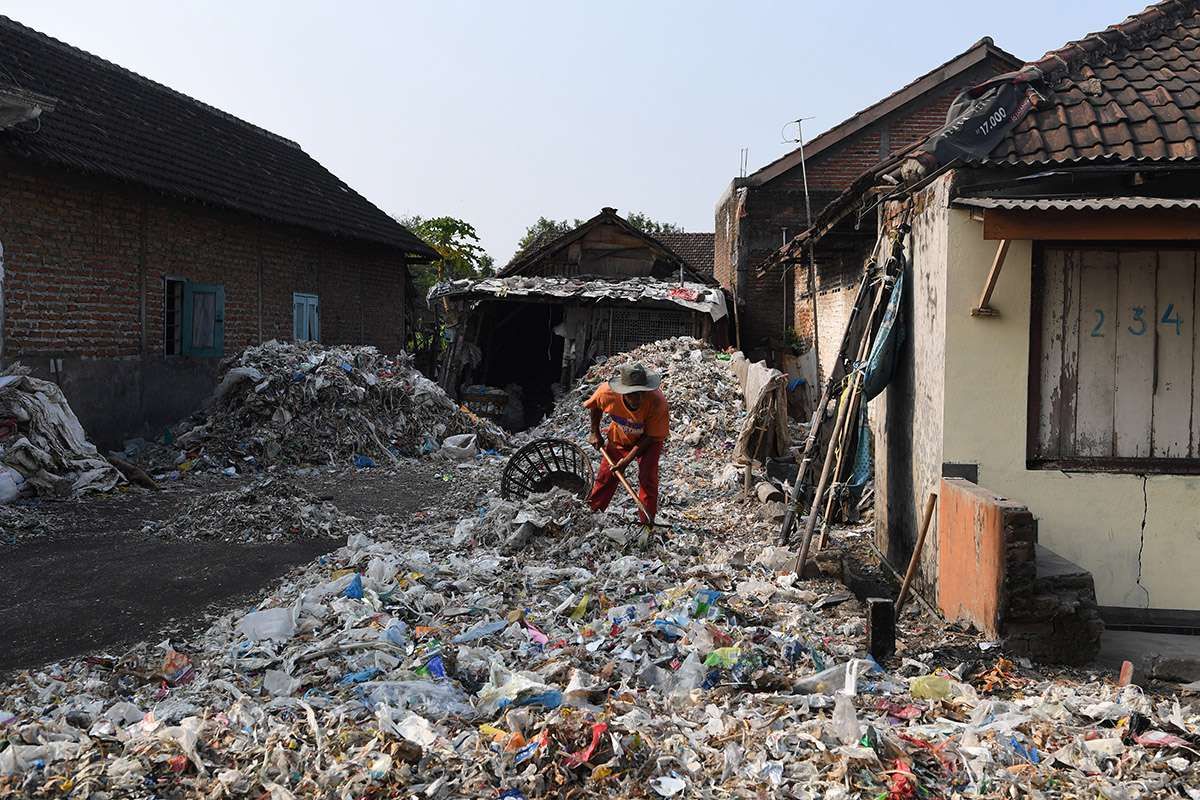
[746,38,1023,188]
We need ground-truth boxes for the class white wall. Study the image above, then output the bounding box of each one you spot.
[938,199,1200,610]
[870,176,949,594]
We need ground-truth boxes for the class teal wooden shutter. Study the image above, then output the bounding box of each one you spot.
[293,293,319,342]
[181,282,225,357]
[293,294,306,341]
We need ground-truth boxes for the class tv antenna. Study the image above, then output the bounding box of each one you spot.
[781,117,815,227]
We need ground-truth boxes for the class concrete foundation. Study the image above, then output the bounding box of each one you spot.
[1097,629,1200,684]
[10,354,220,449]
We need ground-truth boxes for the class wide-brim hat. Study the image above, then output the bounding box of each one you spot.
[610,361,662,394]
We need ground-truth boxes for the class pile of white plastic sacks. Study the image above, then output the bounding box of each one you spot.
[0,366,122,503]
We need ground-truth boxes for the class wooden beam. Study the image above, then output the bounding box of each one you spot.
[971,238,1010,317]
[983,208,1200,241]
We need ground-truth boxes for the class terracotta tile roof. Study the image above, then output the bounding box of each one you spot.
[657,232,715,278]
[990,0,1200,163]
[0,15,436,257]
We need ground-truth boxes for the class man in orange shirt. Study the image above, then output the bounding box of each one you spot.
[584,361,669,525]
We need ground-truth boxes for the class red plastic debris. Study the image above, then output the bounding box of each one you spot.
[563,723,608,767]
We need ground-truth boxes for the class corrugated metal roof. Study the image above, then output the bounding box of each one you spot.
[953,196,1200,210]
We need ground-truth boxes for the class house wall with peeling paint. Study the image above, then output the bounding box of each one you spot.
[870,175,949,600]
[936,189,1200,612]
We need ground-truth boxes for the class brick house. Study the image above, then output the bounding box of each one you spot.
[0,16,435,446]
[714,37,1021,373]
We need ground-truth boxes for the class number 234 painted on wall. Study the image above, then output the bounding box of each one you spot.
[1090,304,1185,337]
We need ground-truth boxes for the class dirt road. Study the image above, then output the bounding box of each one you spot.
[0,466,446,671]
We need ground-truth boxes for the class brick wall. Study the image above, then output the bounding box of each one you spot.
[0,158,409,442]
[937,478,1103,665]
[725,57,1013,366]
[0,159,408,358]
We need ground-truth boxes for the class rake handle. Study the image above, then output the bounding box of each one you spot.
[601,447,652,522]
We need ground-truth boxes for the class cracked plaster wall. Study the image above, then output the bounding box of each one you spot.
[932,188,1200,610]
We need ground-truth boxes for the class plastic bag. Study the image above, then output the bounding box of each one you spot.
[793,659,876,695]
[237,607,296,642]
[0,466,24,504]
[704,647,741,668]
[441,434,477,460]
[263,669,297,697]
[476,663,556,715]
[452,619,507,644]
[366,680,475,720]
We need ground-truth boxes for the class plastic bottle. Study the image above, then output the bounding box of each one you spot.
[832,658,861,745]
[832,692,861,745]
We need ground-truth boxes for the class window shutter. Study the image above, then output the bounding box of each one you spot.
[293,293,320,342]
[294,296,306,341]
[181,282,225,358]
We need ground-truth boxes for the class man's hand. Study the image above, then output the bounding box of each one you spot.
[588,431,604,452]
[614,454,633,472]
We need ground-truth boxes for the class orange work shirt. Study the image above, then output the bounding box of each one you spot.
[584,383,670,448]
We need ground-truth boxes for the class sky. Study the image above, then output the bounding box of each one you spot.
[5,0,1143,263]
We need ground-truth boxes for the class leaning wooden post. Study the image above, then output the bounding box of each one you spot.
[895,490,938,614]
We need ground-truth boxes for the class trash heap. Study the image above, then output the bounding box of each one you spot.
[146,477,359,544]
[3,340,1199,799]
[532,336,744,453]
[151,341,505,475]
[0,367,123,502]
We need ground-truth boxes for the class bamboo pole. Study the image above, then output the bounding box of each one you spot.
[815,304,879,550]
[792,267,892,574]
[896,491,938,613]
[779,266,874,545]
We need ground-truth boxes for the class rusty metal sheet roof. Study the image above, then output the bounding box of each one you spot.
[429,275,729,321]
[953,196,1200,210]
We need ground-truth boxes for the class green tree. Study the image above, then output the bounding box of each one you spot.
[515,216,583,253]
[398,215,495,295]
[515,211,683,252]
[624,211,683,238]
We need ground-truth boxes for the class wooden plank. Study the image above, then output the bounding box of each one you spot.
[1074,250,1118,457]
[984,208,1200,241]
[973,239,1011,313]
[1059,250,1081,457]
[1153,250,1196,457]
[1036,249,1067,458]
[1192,260,1200,457]
[1113,251,1157,458]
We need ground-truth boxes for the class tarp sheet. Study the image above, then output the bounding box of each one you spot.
[861,272,905,402]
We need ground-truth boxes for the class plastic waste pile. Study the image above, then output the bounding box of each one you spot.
[0,366,123,502]
[157,341,505,474]
[146,477,359,544]
[532,336,744,453]
[3,341,1199,798]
